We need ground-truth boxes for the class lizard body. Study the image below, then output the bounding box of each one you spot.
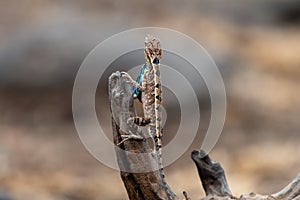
[121,35,175,199]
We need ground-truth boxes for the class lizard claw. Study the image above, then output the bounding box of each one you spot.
[120,71,129,78]
[117,129,144,146]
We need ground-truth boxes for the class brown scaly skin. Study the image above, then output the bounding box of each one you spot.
[120,35,175,199]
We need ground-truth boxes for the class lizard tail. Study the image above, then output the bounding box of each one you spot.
[153,63,176,199]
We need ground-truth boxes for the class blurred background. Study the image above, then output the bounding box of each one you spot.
[1,0,300,199]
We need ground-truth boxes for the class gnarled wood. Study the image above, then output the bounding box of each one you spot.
[191,149,300,200]
[191,149,232,197]
[271,173,300,200]
[109,71,177,200]
[109,71,300,200]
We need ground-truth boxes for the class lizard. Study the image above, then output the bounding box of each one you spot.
[120,35,175,199]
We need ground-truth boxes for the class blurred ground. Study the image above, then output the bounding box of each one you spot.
[0,0,300,199]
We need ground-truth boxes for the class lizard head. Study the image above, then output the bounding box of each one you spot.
[144,34,162,65]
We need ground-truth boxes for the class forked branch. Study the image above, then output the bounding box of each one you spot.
[109,71,300,200]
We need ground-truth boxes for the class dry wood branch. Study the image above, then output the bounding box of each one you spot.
[109,72,177,200]
[109,71,300,200]
[271,173,300,200]
[191,149,232,197]
[191,149,300,200]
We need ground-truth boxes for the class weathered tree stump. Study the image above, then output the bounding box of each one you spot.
[191,149,232,197]
[109,71,177,200]
[109,71,300,200]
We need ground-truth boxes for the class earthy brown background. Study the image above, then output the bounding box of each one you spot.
[0,0,300,199]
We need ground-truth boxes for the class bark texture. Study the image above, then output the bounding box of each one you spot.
[109,71,176,200]
[109,71,300,200]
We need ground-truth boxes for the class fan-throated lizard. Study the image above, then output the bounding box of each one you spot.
[120,35,174,199]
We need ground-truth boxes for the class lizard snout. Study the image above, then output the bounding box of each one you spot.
[152,56,159,64]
